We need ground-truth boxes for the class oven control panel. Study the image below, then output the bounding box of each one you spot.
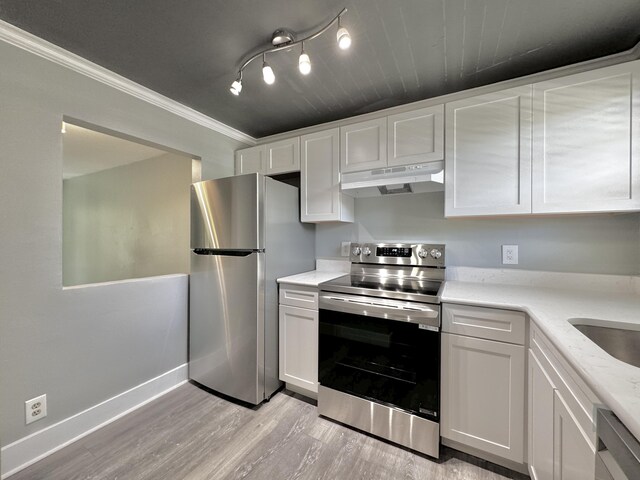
[349,242,445,267]
[377,246,412,257]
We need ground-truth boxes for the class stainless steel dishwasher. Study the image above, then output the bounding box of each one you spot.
[596,408,640,480]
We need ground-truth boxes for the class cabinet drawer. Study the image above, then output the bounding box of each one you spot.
[279,284,318,309]
[442,303,526,345]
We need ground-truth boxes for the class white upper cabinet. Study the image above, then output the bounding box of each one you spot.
[236,138,300,175]
[532,61,640,213]
[301,128,354,223]
[340,118,387,173]
[235,145,266,175]
[265,137,300,175]
[388,105,444,167]
[445,86,533,217]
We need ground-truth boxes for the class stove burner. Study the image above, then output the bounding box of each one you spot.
[319,243,445,304]
[349,277,441,296]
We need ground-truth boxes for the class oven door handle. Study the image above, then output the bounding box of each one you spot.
[319,293,440,330]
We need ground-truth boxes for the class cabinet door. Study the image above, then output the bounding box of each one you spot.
[301,128,354,223]
[532,62,640,213]
[529,350,556,480]
[553,391,596,480]
[441,333,525,463]
[340,118,387,173]
[266,137,300,175]
[235,145,266,174]
[279,304,318,393]
[388,105,444,167]
[445,86,532,217]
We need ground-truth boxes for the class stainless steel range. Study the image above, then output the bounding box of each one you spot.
[317,242,445,458]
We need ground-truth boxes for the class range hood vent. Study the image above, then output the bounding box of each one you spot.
[341,161,444,198]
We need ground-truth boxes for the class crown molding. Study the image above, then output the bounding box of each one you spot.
[0,19,256,145]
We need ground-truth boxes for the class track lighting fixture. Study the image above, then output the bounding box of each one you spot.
[229,8,350,96]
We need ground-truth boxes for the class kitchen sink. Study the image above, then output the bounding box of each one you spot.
[570,319,640,368]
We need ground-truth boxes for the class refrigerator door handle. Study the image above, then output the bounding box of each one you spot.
[193,248,264,256]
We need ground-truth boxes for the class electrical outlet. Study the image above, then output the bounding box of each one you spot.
[341,241,351,257]
[25,394,47,425]
[502,245,519,265]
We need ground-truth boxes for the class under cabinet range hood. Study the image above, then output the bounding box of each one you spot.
[340,161,444,198]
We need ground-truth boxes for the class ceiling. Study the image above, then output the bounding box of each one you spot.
[1,1,639,139]
[63,123,169,179]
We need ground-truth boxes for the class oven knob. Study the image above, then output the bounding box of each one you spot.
[430,248,442,259]
[418,249,428,258]
[362,247,372,256]
[352,246,362,256]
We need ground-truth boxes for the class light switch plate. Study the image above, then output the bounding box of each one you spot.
[341,242,351,257]
[502,245,519,265]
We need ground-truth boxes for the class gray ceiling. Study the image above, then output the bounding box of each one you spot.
[1,0,639,138]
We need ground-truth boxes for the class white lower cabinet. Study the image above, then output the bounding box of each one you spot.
[441,332,525,463]
[441,303,526,465]
[528,323,599,480]
[278,284,318,394]
[553,391,596,480]
[528,350,555,480]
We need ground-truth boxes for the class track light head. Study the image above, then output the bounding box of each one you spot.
[299,53,311,75]
[262,59,275,85]
[299,43,311,75]
[337,26,351,50]
[230,77,242,96]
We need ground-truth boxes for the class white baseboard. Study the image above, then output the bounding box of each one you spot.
[1,363,188,479]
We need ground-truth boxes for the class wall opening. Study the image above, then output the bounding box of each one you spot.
[62,119,200,286]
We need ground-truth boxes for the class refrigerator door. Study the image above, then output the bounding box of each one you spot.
[191,173,264,250]
[189,250,264,404]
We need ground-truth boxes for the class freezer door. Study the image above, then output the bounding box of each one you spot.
[189,251,264,404]
[191,173,264,250]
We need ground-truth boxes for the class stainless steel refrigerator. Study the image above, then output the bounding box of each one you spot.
[189,173,315,405]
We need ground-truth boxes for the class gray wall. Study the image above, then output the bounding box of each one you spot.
[63,153,191,286]
[0,40,246,446]
[316,192,640,275]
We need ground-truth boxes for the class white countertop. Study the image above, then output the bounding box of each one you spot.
[277,269,347,287]
[277,258,350,287]
[441,273,640,441]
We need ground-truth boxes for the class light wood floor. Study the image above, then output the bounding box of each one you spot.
[12,383,529,480]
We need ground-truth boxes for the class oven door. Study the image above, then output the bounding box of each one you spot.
[318,292,440,421]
